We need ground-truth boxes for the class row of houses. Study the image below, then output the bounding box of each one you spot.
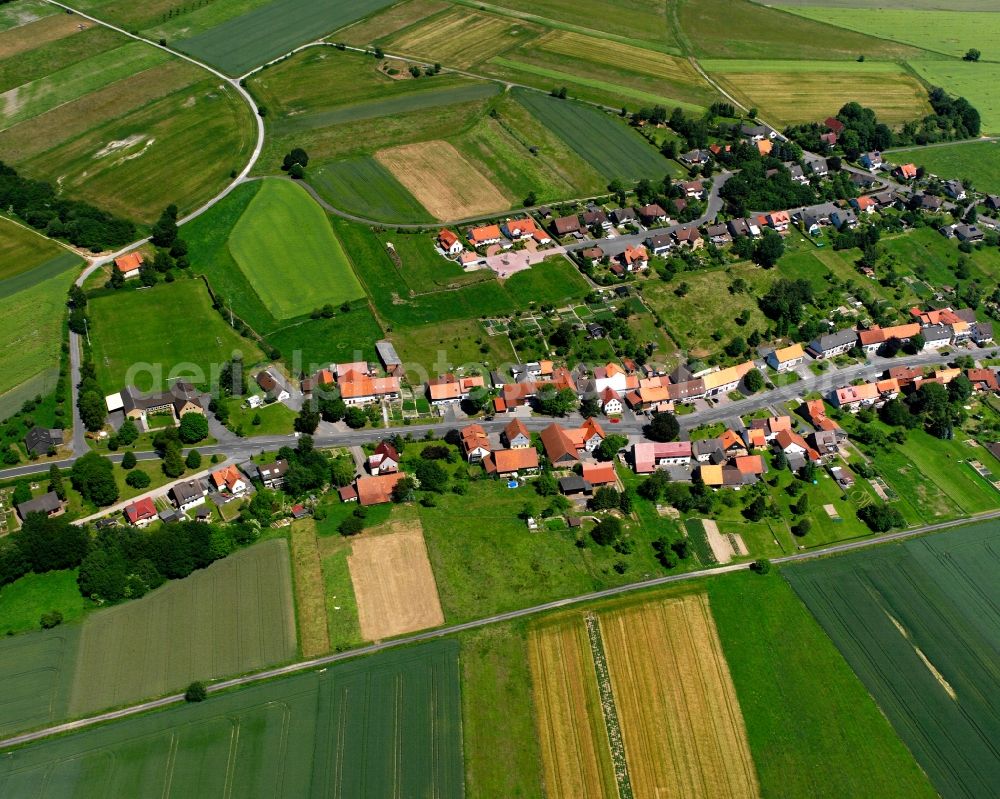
[807,307,994,360]
[302,361,401,406]
[832,365,999,411]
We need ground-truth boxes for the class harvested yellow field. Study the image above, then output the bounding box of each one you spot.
[528,620,618,799]
[348,516,444,640]
[538,30,701,84]
[600,593,760,799]
[376,140,510,220]
[0,12,81,59]
[289,519,330,657]
[335,0,450,47]
[387,9,541,69]
[705,61,931,126]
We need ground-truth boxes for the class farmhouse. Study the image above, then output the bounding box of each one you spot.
[114,252,144,279]
[824,117,845,134]
[355,472,406,506]
[582,209,611,230]
[368,441,399,475]
[750,415,792,441]
[858,151,882,170]
[170,479,207,512]
[337,365,400,406]
[807,328,858,359]
[593,362,637,394]
[15,490,66,521]
[539,418,605,464]
[967,369,1000,393]
[672,227,702,249]
[766,343,805,372]
[256,368,290,403]
[645,233,672,256]
[681,180,705,199]
[858,323,921,355]
[552,215,582,237]
[600,387,623,415]
[426,373,485,405]
[483,447,539,476]
[467,224,502,246]
[124,497,157,527]
[850,196,877,215]
[894,163,917,181]
[581,246,604,265]
[638,204,667,225]
[669,361,755,402]
[582,462,617,487]
[502,418,531,449]
[632,441,692,473]
[618,245,648,271]
[212,464,248,495]
[436,228,463,256]
[944,179,966,200]
[257,459,288,488]
[803,399,842,434]
[460,424,492,462]
[23,426,63,457]
[756,139,773,156]
[107,382,205,428]
[833,378,899,411]
[773,429,820,468]
[611,207,637,226]
[503,217,548,242]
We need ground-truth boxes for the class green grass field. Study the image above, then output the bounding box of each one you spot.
[229,178,364,319]
[0,218,78,283]
[888,140,1000,194]
[181,181,384,367]
[909,60,1000,134]
[88,278,265,393]
[68,540,296,716]
[786,523,1000,799]
[703,59,930,126]
[460,622,544,797]
[0,626,79,739]
[0,641,463,798]
[512,88,671,181]
[678,0,932,60]
[175,0,398,74]
[309,155,434,222]
[0,0,56,31]
[709,571,937,799]
[0,570,88,637]
[0,266,75,398]
[785,7,1000,60]
[0,24,254,223]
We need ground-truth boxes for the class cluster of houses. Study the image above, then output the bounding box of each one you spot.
[302,360,401,406]
[435,217,553,268]
[832,363,999,412]
[808,306,993,361]
[119,460,288,528]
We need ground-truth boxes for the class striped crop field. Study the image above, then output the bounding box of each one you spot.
[786,521,1000,799]
[703,59,931,126]
[528,617,619,799]
[385,8,542,69]
[537,30,700,84]
[68,540,297,716]
[0,641,463,798]
[600,594,760,799]
[0,627,79,739]
[513,88,671,181]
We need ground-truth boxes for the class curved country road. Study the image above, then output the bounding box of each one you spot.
[2,507,997,750]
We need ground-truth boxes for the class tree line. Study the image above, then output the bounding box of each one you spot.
[0,161,135,250]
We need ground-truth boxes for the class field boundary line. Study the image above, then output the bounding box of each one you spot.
[3,511,1000,749]
[584,613,633,799]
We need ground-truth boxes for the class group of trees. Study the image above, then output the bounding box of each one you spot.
[281,148,309,179]
[879,377,972,440]
[759,278,814,335]
[0,161,136,250]
[786,94,981,155]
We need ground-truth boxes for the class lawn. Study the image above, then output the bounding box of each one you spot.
[703,59,930,126]
[786,523,1000,799]
[909,60,1000,134]
[678,0,930,60]
[513,88,672,181]
[174,0,399,75]
[0,626,79,739]
[896,428,1000,515]
[0,640,462,797]
[378,230,495,293]
[68,539,297,716]
[887,140,1000,194]
[229,178,364,319]
[223,396,296,435]
[88,278,266,394]
[460,621,544,798]
[785,7,1000,60]
[308,155,434,222]
[709,570,937,799]
[0,570,88,636]
[0,0,56,31]
[388,319,514,372]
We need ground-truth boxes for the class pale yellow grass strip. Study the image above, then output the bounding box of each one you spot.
[289,520,331,657]
[600,594,760,799]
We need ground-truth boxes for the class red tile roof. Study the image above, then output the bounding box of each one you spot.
[114,252,143,273]
[125,497,156,524]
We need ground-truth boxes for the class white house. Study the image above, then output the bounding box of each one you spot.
[766,343,805,373]
[600,387,623,415]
